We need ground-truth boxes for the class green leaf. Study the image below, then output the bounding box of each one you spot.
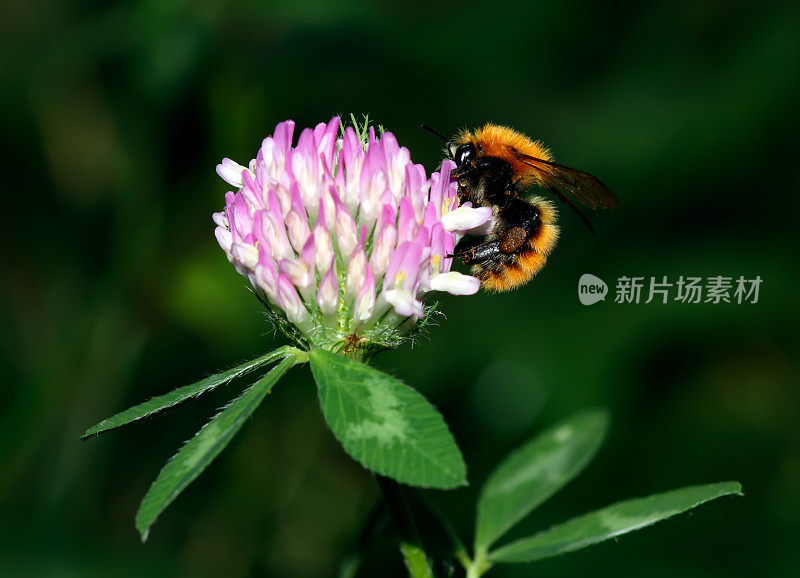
[135,355,297,541]
[475,410,608,550]
[308,349,466,489]
[81,346,294,439]
[489,481,743,564]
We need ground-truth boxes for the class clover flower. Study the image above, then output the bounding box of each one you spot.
[213,117,491,355]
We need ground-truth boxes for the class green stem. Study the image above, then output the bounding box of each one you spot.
[286,346,309,364]
[375,476,434,578]
[407,489,472,570]
[465,547,492,578]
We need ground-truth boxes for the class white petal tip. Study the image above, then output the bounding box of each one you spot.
[441,206,493,232]
[216,158,247,188]
[429,272,481,295]
[383,289,425,318]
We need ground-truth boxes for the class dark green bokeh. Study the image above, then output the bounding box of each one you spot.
[2,0,798,576]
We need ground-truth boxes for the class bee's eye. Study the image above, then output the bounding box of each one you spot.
[455,143,475,166]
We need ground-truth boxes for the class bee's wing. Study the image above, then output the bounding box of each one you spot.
[513,152,618,210]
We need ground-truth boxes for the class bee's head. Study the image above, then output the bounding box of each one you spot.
[453,142,476,167]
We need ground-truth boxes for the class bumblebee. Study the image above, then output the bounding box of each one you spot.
[424,123,618,292]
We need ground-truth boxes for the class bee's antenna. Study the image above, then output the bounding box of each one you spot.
[421,124,454,160]
[420,123,448,143]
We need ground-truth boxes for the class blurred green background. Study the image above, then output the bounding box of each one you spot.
[2,0,799,576]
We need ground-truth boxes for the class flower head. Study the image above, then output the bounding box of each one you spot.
[214,116,491,355]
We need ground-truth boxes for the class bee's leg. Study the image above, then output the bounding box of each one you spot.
[455,239,504,265]
[460,226,529,262]
[459,211,536,262]
[498,226,529,254]
[455,213,535,265]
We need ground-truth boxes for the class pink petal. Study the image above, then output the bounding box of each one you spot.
[316,261,339,315]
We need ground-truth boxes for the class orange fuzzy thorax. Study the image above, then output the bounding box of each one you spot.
[458,124,554,188]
